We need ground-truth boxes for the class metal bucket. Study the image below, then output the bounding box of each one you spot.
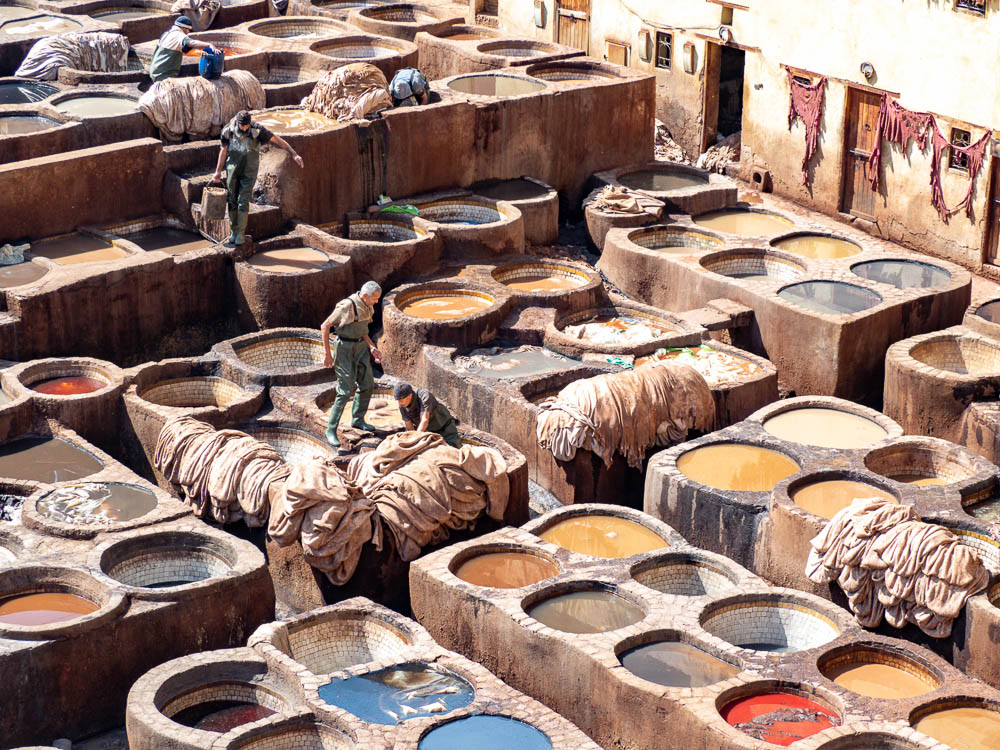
[201,186,228,221]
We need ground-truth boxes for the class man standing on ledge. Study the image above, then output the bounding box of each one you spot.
[148,16,217,82]
[212,110,304,247]
[322,281,383,448]
[393,382,461,448]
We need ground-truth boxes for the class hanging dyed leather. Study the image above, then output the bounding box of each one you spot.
[929,125,991,222]
[785,70,827,186]
[866,94,933,192]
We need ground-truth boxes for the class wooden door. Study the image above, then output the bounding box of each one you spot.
[841,87,881,219]
[984,153,1000,265]
[556,0,589,53]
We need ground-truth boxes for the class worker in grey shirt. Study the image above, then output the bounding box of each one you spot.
[394,382,461,447]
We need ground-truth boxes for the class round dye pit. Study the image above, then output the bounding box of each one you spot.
[0,15,83,34]
[913,705,1000,750]
[492,263,589,293]
[361,5,439,23]
[140,376,246,408]
[636,345,763,386]
[632,556,738,597]
[677,443,800,492]
[348,218,423,242]
[820,649,939,699]
[0,592,98,626]
[286,615,410,673]
[440,32,488,41]
[247,246,330,273]
[771,233,862,259]
[249,18,346,38]
[538,515,668,558]
[30,234,127,265]
[561,313,675,345]
[701,599,839,653]
[319,662,474,724]
[0,81,58,105]
[417,200,502,225]
[779,281,882,315]
[398,291,495,319]
[37,482,157,525]
[700,251,805,282]
[455,345,577,378]
[172,700,277,732]
[102,533,233,588]
[720,692,840,746]
[851,259,951,289]
[334,389,402,429]
[762,407,888,449]
[92,8,167,20]
[628,227,724,254]
[230,723,355,750]
[473,178,550,201]
[620,641,738,688]
[183,44,249,57]
[619,168,708,193]
[454,550,558,588]
[526,589,644,633]
[966,497,1000,521]
[977,300,1000,324]
[125,226,213,255]
[694,209,794,236]
[910,336,1000,376]
[418,716,552,750]
[245,426,332,464]
[53,95,136,118]
[0,437,102,483]
[791,480,895,520]
[31,375,107,395]
[0,114,60,136]
[528,62,618,82]
[0,260,48,289]
[250,109,339,134]
[313,37,402,59]
[235,336,326,371]
[476,40,556,57]
[447,73,547,96]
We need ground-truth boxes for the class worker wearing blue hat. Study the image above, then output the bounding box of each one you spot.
[149,16,218,82]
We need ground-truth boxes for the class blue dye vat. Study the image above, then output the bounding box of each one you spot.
[436,219,483,225]
[418,715,553,750]
[318,662,474,725]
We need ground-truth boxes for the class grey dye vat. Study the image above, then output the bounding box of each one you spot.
[0,81,58,105]
[418,715,553,750]
[318,662,474,724]
[454,346,579,379]
[527,590,644,633]
[0,437,103,483]
[620,641,739,687]
[778,281,881,315]
[36,482,158,525]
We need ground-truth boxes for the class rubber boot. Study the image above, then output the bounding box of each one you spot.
[233,208,249,246]
[325,396,349,447]
[350,388,375,431]
[223,209,239,247]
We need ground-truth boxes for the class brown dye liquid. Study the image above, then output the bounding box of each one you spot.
[0,437,103,483]
[250,109,339,134]
[32,376,107,395]
[504,274,583,292]
[619,170,707,192]
[337,394,401,428]
[447,74,547,96]
[914,707,1000,750]
[36,482,157,524]
[0,592,98,625]
[127,227,213,255]
[31,235,126,265]
[677,443,800,492]
[772,234,860,259]
[247,246,329,273]
[827,662,935,699]
[474,178,549,201]
[620,641,739,688]
[539,515,667,558]
[694,210,794,236]
[455,552,558,588]
[0,261,47,288]
[527,590,644,633]
[54,96,135,117]
[0,115,58,135]
[762,408,888,449]
[892,474,950,487]
[400,295,493,319]
[791,480,895,520]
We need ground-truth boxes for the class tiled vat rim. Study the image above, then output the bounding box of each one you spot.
[394,285,500,310]
[627,225,725,251]
[342,216,428,241]
[99,214,213,249]
[700,249,807,282]
[490,260,592,284]
[8,356,124,395]
[747,394,904,438]
[890,326,1000,380]
[476,39,562,57]
[414,198,507,224]
[311,33,411,54]
[245,17,349,38]
[555,302,687,331]
[140,376,249,409]
[215,328,332,380]
[244,424,334,464]
[359,4,442,21]
[963,297,1000,340]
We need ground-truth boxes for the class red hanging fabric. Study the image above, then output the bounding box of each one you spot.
[786,70,827,186]
[867,95,933,191]
[929,126,991,222]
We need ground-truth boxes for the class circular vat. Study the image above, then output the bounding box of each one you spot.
[472,178,550,202]
[29,233,127,265]
[447,73,547,96]
[91,6,167,20]
[312,35,405,59]
[235,335,326,371]
[246,109,338,135]
[417,199,503,225]
[162,680,289,733]
[319,661,474,724]
[947,527,1000,573]
[762,406,888,449]
[617,633,739,688]
[536,513,668,558]
[558,308,677,345]
[676,443,801,492]
[453,344,578,379]
[0,80,58,105]
[911,699,1000,750]
[36,482,157,526]
[0,258,48,289]
[329,387,401,429]
[139,376,248,408]
[619,165,708,193]
[0,568,113,631]
[632,553,738,597]
[230,722,355,750]
[347,216,425,242]
[419,715,553,750]
[719,686,841,745]
[0,15,83,34]
[851,259,951,289]
[20,360,113,396]
[285,614,411,673]
[694,209,795,237]
[818,645,941,699]
[700,249,805,282]
[397,289,496,320]
[0,114,61,136]
[245,426,332,464]
[524,584,645,634]
[476,39,560,57]
[449,545,559,588]
[0,436,103,483]
[527,60,619,81]
[977,299,1000,324]
[247,17,346,39]
[789,477,896,520]
[635,345,764,386]
[359,4,440,23]
[910,335,1000,376]
[864,443,979,487]
[700,596,840,653]
[627,226,724,254]
[771,233,862,260]
[815,733,928,750]
[778,280,882,315]
[99,530,235,589]
[491,261,590,293]
[246,245,331,273]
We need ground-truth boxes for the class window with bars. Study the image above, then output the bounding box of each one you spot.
[955,0,986,15]
[792,75,812,86]
[950,128,972,172]
[655,31,672,69]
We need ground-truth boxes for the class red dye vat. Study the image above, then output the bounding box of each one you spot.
[184,46,248,58]
[721,692,840,746]
[194,704,276,732]
[32,376,107,395]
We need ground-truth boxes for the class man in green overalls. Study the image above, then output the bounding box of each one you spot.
[393,382,461,447]
[211,110,304,247]
[148,16,218,83]
[322,280,383,448]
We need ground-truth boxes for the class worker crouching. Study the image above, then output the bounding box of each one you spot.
[394,382,461,448]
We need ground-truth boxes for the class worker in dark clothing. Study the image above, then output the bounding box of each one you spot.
[394,382,461,448]
[389,67,429,107]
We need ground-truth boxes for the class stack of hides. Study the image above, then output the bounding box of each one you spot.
[301,62,392,121]
[806,497,990,637]
[536,362,715,468]
[171,0,220,30]
[15,32,129,81]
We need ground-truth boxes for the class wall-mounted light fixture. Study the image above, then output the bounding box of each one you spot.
[683,41,696,74]
[718,25,732,44]
[637,29,651,62]
[860,61,875,81]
